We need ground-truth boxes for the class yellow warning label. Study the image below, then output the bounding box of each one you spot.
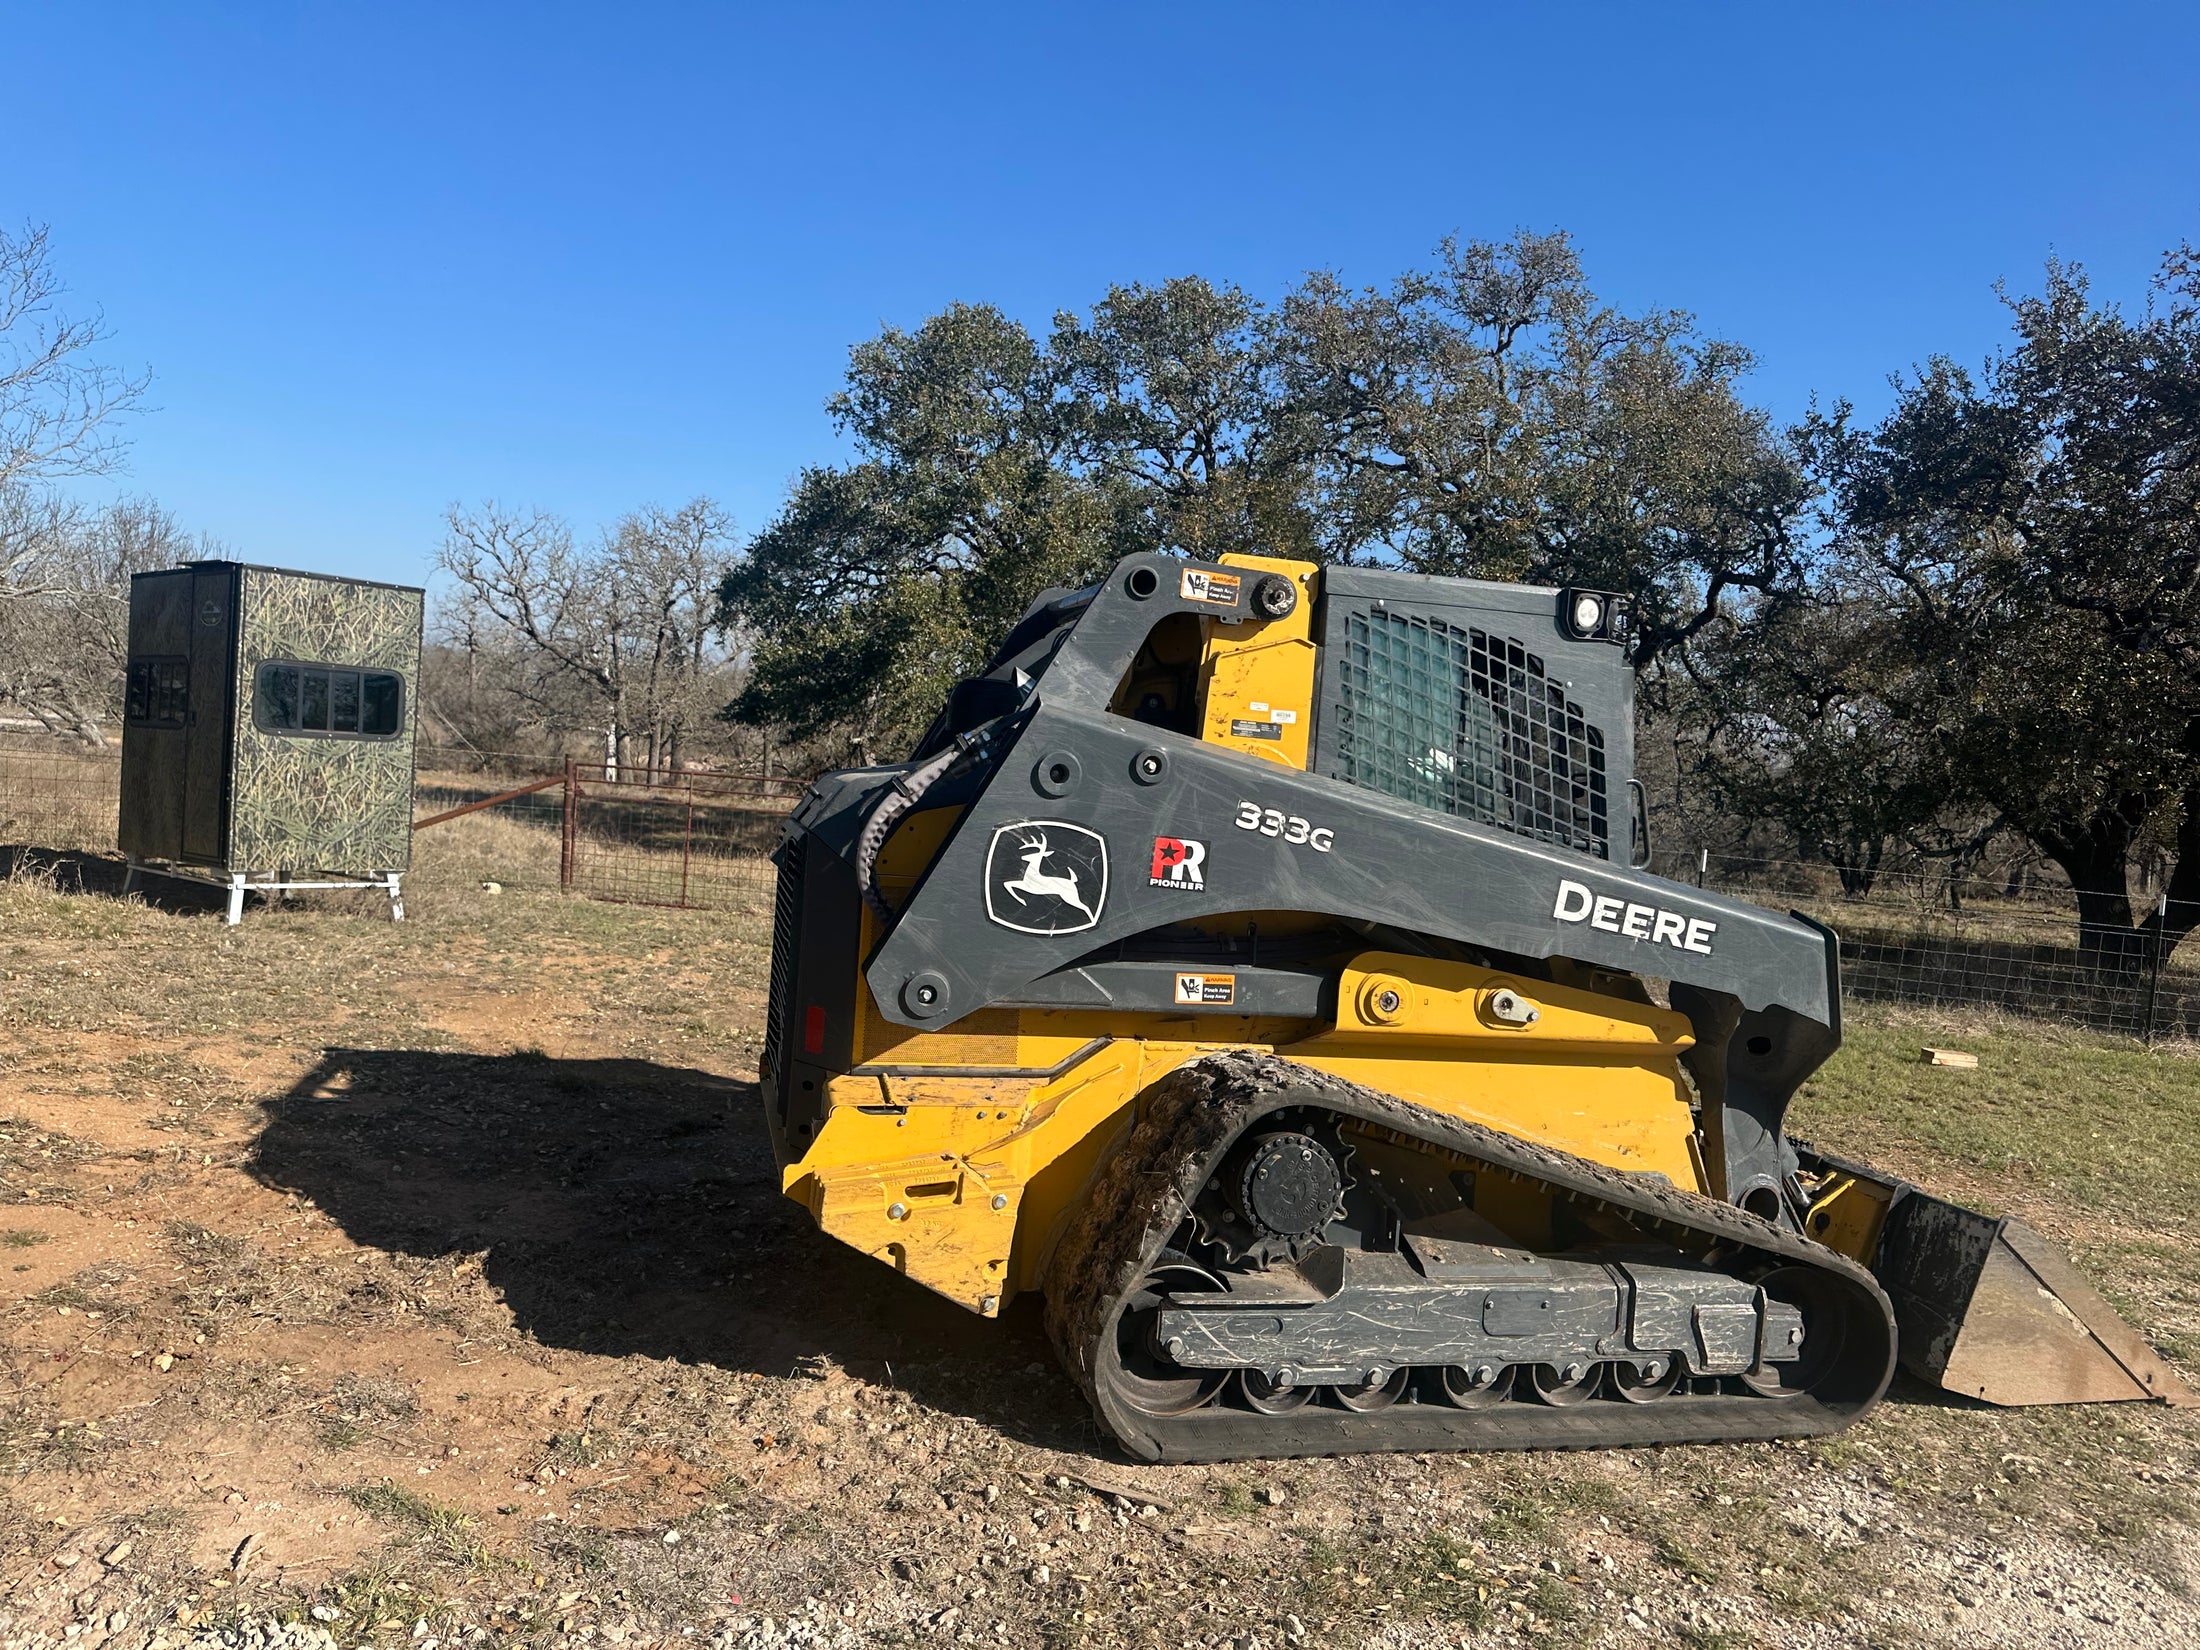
[1180,568,1242,607]
[1174,972,1236,1006]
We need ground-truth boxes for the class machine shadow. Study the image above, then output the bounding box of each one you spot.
[251,1047,1092,1450]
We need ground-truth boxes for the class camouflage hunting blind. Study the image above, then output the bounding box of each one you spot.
[119,563,423,919]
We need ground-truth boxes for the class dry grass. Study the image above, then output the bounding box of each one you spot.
[0,856,2195,1648]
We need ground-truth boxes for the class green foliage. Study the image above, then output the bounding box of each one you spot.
[1686,592,1959,893]
[1785,247,2200,947]
[719,302,1149,754]
[1275,232,1810,661]
[721,237,1796,756]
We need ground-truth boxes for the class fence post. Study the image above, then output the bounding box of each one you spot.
[560,756,578,894]
[2146,893,2169,1047]
[680,789,695,910]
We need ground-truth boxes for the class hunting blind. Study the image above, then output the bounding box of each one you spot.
[118,561,424,922]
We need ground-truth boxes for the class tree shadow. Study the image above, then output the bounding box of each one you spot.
[249,1047,1093,1450]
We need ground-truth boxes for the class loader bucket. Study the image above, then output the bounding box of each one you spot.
[1798,1148,2195,1408]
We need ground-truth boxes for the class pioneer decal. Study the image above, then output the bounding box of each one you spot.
[1234,801,1335,851]
[1553,878,1716,955]
[1174,972,1236,1006]
[1149,835,1207,890]
[1180,567,1242,608]
[985,822,1107,935]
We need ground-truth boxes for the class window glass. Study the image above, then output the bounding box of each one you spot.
[126,659,189,727]
[361,672,402,736]
[251,660,404,738]
[331,670,360,733]
[257,665,298,729]
[152,662,189,725]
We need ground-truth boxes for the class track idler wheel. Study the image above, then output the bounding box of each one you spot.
[1331,1368,1410,1412]
[1739,1265,1853,1400]
[1434,1363,1515,1409]
[1610,1358,1683,1403]
[1238,1370,1312,1415]
[1105,1259,1227,1418]
[1528,1361,1602,1406]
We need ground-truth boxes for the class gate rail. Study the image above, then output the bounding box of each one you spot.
[555,758,801,912]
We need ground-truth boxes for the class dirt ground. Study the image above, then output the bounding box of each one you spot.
[0,829,2196,1650]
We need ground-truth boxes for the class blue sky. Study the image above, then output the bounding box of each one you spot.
[9,2,2198,588]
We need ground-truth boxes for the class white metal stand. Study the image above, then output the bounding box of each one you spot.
[123,858,405,925]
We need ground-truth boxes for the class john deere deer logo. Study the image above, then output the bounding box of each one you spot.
[984,822,1107,935]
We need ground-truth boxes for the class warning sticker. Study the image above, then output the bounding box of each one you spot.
[1180,568,1243,608]
[1229,718,1285,740]
[1174,972,1237,1006]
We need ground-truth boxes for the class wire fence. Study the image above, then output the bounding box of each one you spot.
[6,732,2200,1043]
[561,760,794,913]
[410,749,799,914]
[1648,849,2200,1043]
[0,734,119,854]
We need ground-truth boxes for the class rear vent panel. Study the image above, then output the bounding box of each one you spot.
[762,845,805,1116]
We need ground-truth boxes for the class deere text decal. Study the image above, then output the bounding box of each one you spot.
[1552,878,1715,955]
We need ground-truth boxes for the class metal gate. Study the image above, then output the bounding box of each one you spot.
[558,759,798,914]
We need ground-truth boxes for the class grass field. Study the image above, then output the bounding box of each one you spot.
[0,820,2195,1650]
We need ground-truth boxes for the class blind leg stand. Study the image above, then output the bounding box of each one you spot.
[125,861,404,925]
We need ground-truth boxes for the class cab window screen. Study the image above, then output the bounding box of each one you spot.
[253,660,404,740]
[1329,610,1609,858]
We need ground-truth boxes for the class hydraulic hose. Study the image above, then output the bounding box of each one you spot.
[854,717,1012,924]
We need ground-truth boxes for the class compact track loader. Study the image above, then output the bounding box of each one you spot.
[761,552,2191,1461]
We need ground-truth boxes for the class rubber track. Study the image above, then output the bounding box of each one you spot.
[1044,1052,1897,1463]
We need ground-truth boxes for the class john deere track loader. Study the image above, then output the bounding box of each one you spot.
[760,552,2191,1461]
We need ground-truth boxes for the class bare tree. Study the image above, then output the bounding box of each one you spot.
[1,223,148,590]
[606,498,736,773]
[0,497,200,745]
[433,498,738,776]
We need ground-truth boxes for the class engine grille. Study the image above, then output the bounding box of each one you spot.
[1332,610,1609,858]
[761,844,804,1108]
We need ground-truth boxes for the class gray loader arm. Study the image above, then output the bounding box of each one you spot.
[859,553,1843,1215]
